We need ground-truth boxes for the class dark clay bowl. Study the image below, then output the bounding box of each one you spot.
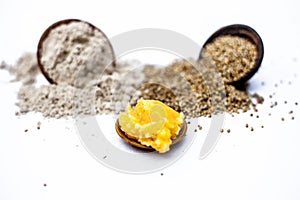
[115,119,187,151]
[199,24,264,86]
[37,19,116,85]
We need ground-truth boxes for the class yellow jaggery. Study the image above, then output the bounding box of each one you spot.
[119,99,184,153]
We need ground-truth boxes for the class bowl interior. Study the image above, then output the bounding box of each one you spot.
[199,24,264,86]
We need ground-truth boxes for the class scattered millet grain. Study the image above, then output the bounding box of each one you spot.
[250,127,254,131]
[140,58,254,117]
[245,124,249,128]
[24,129,28,132]
[37,121,41,130]
[198,125,203,130]
[251,93,264,104]
[4,37,260,119]
[227,129,231,133]
[5,55,260,119]
[220,129,224,133]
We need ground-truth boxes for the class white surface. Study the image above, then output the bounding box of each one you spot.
[1,0,300,199]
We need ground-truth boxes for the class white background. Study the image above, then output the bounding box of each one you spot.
[1,0,300,199]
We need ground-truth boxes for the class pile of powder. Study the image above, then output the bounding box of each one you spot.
[94,62,144,114]
[10,53,143,118]
[0,20,264,119]
[4,53,39,85]
[2,52,261,118]
[39,20,115,88]
[17,84,97,118]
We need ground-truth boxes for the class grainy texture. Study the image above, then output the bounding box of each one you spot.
[203,35,258,83]
[135,83,180,111]
[138,58,254,117]
[7,54,259,118]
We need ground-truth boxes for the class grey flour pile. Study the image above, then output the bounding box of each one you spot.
[1,52,261,119]
[4,53,143,118]
[0,19,263,119]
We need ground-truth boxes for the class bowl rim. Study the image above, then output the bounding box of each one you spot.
[115,119,187,151]
[36,19,116,85]
[199,24,264,86]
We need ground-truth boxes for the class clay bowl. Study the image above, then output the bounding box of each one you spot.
[115,119,187,151]
[199,24,264,87]
[37,19,116,85]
